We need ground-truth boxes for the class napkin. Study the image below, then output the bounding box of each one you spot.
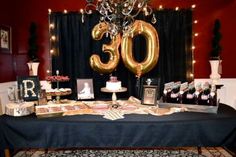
[103,110,124,120]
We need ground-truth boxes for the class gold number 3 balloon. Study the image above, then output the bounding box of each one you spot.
[90,22,121,74]
[90,20,159,77]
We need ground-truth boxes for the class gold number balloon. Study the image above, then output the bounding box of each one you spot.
[121,20,159,77]
[90,22,121,74]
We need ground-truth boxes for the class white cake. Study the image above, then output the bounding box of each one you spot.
[106,76,122,91]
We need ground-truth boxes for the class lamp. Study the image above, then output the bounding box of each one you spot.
[83,0,155,37]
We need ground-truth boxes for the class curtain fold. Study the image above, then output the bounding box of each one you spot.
[50,10,192,100]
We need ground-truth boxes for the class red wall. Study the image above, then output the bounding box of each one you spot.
[0,0,236,82]
[0,1,16,82]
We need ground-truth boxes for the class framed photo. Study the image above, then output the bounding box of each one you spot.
[17,76,40,101]
[0,25,12,53]
[141,85,158,106]
[77,79,94,100]
[139,77,161,100]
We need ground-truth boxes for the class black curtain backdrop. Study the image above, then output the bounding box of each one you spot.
[50,10,192,100]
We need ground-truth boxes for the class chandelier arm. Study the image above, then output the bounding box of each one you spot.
[121,0,137,16]
[85,0,153,35]
[84,3,97,14]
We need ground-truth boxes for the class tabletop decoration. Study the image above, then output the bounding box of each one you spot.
[45,70,71,103]
[160,81,219,113]
[5,101,35,117]
[35,97,187,119]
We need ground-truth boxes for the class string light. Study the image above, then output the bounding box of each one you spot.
[48,8,52,14]
[51,35,56,41]
[191,4,196,9]
[50,49,54,54]
[191,2,198,81]
[46,70,51,74]
[159,5,163,10]
[80,9,84,13]
[190,73,194,78]
[63,9,68,14]
[49,24,55,29]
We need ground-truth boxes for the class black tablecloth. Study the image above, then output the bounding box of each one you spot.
[0,104,236,156]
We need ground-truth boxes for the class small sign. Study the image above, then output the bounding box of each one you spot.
[17,76,40,101]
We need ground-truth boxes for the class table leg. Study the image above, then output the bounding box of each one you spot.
[197,147,202,154]
[4,149,10,157]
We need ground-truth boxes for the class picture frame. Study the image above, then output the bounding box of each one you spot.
[0,25,12,53]
[139,77,161,100]
[141,85,158,106]
[77,79,94,100]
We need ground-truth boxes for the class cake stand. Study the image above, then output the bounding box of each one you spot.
[46,70,71,104]
[101,87,127,103]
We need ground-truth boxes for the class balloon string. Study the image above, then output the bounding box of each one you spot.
[136,77,141,98]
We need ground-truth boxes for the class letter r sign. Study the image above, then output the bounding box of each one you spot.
[17,76,40,101]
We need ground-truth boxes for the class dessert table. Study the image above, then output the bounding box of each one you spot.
[0,103,236,157]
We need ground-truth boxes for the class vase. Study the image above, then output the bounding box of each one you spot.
[209,60,221,84]
[27,62,40,76]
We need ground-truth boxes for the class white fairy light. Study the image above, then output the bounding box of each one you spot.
[48,8,52,14]
[191,4,196,9]
[63,9,68,14]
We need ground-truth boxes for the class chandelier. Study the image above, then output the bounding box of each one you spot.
[83,0,156,37]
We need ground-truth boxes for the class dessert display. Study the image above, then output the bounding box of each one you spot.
[62,105,76,111]
[35,102,93,117]
[46,88,72,96]
[105,76,122,91]
[46,70,71,103]
[36,107,49,114]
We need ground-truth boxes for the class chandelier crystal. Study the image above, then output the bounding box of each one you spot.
[83,0,155,37]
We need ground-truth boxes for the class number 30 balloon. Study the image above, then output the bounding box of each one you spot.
[90,20,159,78]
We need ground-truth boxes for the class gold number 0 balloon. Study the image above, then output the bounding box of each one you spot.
[90,22,121,74]
[121,20,159,78]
